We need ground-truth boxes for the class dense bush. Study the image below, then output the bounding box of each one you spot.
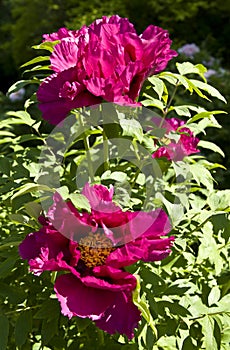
[0,15,229,347]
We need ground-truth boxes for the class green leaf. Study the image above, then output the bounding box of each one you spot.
[199,315,218,350]
[190,79,227,103]
[15,310,32,347]
[198,140,225,157]
[68,193,91,212]
[120,118,143,143]
[0,314,9,350]
[109,171,127,182]
[159,72,178,85]
[24,202,42,219]
[0,257,17,279]
[208,286,221,306]
[132,276,158,338]
[41,317,58,344]
[20,56,50,68]
[189,163,214,190]
[6,110,35,127]
[11,183,54,200]
[172,105,191,117]
[148,76,165,99]
[187,110,226,123]
[7,79,40,95]
[0,157,11,176]
[142,98,165,111]
[32,40,59,52]
[176,62,207,80]
[34,299,60,320]
[0,282,27,304]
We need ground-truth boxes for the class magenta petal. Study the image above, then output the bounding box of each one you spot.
[106,209,173,267]
[47,192,92,241]
[95,291,141,339]
[54,274,116,319]
[50,39,80,72]
[43,27,79,42]
[37,68,100,124]
[82,183,114,207]
[86,265,137,291]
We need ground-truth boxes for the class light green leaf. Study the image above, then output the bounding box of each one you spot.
[6,110,35,127]
[142,98,165,111]
[198,140,225,157]
[189,163,214,190]
[148,76,164,99]
[11,183,54,200]
[109,171,127,182]
[0,315,9,350]
[0,131,15,137]
[68,193,91,212]
[56,186,70,200]
[190,79,227,103]
[32,40,59,52]
[176,62,207,80]
[120,118,143,143]
[199,315,218,350]
[20,56,50,68]
[159,72,178,85]
[187,110,226,124]
[133,275,158,338]
[172,105,191,117]
[208,286,221,306]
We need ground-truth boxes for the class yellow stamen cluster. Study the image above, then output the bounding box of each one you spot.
[79,233,114,268]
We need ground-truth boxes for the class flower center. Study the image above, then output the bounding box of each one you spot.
[78,233,114,268]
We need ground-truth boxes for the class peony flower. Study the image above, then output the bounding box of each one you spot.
[19,183,173,339]
[178,43,200,58]
[37,15,177,124]
[152,117,199,161]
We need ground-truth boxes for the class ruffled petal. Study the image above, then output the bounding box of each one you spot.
[37,68,100,124]
[82,183,114,206]
[54,274,116,320]
[81,265,137,292]
[50,39,80,73]
[106,209,173,267]
[47,192,92,241]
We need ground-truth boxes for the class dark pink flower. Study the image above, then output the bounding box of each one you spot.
[19,184,173,339]
[37,15,177,124]
[152,117,199,161]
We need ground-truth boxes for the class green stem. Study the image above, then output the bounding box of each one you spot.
[160,80,179,127]
[78,112,95,183]
[103,129,109,171]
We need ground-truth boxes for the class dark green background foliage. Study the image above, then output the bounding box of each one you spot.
[0,0,229,91]
[0,57,230,349]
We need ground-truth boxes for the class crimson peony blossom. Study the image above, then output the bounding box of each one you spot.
[37,15,177,124]
[152,117,199,161]
[19,183,173,339]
